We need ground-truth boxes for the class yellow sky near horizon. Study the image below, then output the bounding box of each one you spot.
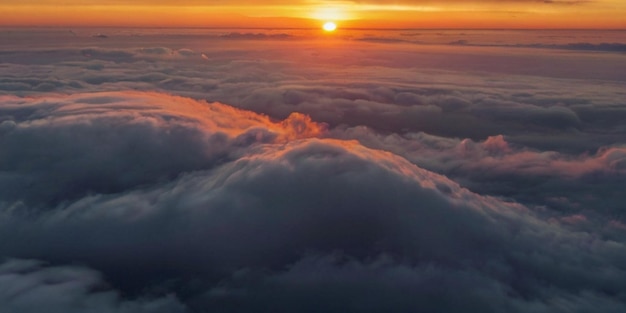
[1,0,625,29]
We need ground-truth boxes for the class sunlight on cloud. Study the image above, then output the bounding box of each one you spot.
[2,91,626,312]
[1,25,626,312]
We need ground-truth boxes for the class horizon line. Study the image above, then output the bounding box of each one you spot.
[2,26,626,31]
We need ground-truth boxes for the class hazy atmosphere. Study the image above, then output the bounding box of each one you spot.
[1,1,626,312]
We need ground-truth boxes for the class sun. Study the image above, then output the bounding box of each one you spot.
[323,21,337,32]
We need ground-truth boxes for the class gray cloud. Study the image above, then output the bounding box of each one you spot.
[0,92,625,312]
[0,92,323,207]
[0,259,186,313]
[1,29,626,312]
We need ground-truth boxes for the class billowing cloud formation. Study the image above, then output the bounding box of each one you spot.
[2,28,626,312]
[335,127,626,218]
[0,92,324,206]
[0,259,185,313]
[1,92,626,312]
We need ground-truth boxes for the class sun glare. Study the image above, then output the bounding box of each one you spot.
[323,21,337,32]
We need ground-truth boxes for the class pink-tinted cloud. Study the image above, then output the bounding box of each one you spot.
[2,29,626,312]
[1,92,625,313]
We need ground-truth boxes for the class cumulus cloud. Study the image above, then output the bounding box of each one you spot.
[195,254,626,313]
[334,126,626,218]
[0,259,186,313]
[1,92,625,312]
[1,29,626,312]
[2,34,624,152]
[0,92,324,206]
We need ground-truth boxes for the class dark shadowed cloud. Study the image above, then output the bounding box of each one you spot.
[0,259,186,313]
[0,91,625,312]
[1,29,626,312]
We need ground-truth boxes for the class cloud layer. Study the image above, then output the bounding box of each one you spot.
[1,29,626,312]
[1,92,625,312]
[0,259,185,313]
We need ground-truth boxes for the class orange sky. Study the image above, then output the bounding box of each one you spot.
[1,0,625,29]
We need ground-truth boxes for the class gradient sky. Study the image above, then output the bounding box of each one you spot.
[1,0,625,28]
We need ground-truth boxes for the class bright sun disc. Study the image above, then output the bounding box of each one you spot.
[323,22,337,32]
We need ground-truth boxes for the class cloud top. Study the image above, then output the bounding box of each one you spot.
[1,91,625,312]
